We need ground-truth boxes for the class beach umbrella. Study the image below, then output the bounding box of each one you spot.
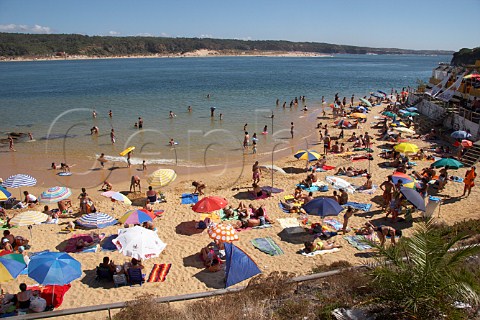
[101,191,132,205]
[303,197,344,217]
[394,142,419,154]
[38,186,72,204]
[351,113,367,119]
[10,211,48,226]
[325,176,356,194]
[0,186,11,202]
[192,196,228,213]
[333,119,353,128]
[355,106,367,112]
[393,127,415,134]
[453,140,473,148]
[371,92,384,99]
[113,226,167,260]
[2,174,36,188]
[451,131,472,139]
[294,150,321,162]
[382,111,396,118]
[378,90,387,96]
[146,169,177,188]
[431,158,464,169]
[391,172,414,184]
[400,187,426,212]
[28,252,82,285]
[258,165,286,175]
[76,212,118,229]
[463,73,480,79]
[119,209,155,225]
[0,254,27,282]
[208,223,239,243]
[390,121,408,127]
[359,98,372,107]
[406,107,418,112]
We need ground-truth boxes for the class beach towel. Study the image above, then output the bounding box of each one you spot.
[27,284,71,308]
[301,247,340,257]
[343,202,372,212]
[323,219,343,231]
[262,186,284,194]
[63,234,100,253]
[249,191,270,200]
[147,263,172,282]
[322,165,336,171]
[309,166,326,172]
[181,193,198,205]
[278,202,291,213]
[218,209,239,221]
[297,184,322,192]
[343,235,377,251]
[236,224,273,232]
[277,218,300,229]
[354,185,378,195]
[251,237,284,256]
[450,176,464,183]
[101,235,118,251]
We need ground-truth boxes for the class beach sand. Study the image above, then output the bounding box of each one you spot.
[1,101,478,319]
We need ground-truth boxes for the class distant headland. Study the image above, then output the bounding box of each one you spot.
[0,33,454,61]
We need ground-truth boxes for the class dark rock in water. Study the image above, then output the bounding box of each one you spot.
[39,134,77,140]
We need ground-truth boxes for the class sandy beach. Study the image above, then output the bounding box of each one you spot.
[0,99,478,319]
[0,50,333,63]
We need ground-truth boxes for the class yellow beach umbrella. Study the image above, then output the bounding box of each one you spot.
[390,122,407,127]
[146,169,177,188]
[394,142,419,154]
[294,150,321,162]
[10,211,48,226]
[351,113,367,119]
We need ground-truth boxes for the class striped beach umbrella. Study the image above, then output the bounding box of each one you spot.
[38,186,72,204]
[0,254,27,282]
[146,169,177,188]
[3,174,36,188]
[119,209,155,225]
[294,150,321,162]
[208,223,239,243]
[76,212,118,229]
[0,186,11,201]
[101,191,132,205]
[10,211,48,226]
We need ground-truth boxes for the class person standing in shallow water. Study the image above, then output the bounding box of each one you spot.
[110,129,115,144]
[290,122,294,139]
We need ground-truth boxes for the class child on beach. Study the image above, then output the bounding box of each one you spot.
[142,160,147,171]
[252,141,257,154]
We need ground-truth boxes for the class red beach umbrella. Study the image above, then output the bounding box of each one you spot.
[192,196,228,213]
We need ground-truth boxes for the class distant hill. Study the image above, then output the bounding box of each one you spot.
[451,47,480,66]
[0,33,453,58]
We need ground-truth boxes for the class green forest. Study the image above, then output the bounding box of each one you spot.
[0,33,453,58]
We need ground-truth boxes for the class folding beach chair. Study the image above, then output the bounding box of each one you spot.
[127,268,144,286]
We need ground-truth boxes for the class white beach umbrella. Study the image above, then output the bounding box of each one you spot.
[10,211,48,226]
[325,176,356,194]
[258,165,287,174]
[113,226,166,260]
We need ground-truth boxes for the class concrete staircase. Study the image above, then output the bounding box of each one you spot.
[416,112,451,134]
[461,142,480,167]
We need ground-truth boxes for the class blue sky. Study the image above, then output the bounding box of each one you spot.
[0,0,479,51]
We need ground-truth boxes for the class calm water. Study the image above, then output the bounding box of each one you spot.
[0,54,449,167]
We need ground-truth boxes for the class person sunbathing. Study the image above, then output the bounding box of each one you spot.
[57,199,72,213]
[75,238,93,250]
[251,183,263,198]
[355,222,375,235]
[352,138,362,148]
[223,206,235,219]
[101,181,112,191]
[294,186,303,200]
[347,132,357,142]
[410,149,425,160]
[146,186,158,203]
[304,240,341,253]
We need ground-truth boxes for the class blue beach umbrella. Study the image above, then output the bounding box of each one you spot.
[294,150,321,162]
[28,252,82,285]
[378,90,387,96]
[371,92,384,99]
[76,212,118,229]
[399,187,426,212]
[303,197,344,217]
[2,174,36,188]
[0,254,27,282]
[406,107,418,112]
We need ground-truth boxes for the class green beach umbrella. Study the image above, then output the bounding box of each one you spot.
[382,111,396,118]
[401,112,419,117]
[431,158,464,169]
[359,98,372,107]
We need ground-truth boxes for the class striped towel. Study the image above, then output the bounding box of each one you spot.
[323,219,343,231]
[147,264,172,282]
